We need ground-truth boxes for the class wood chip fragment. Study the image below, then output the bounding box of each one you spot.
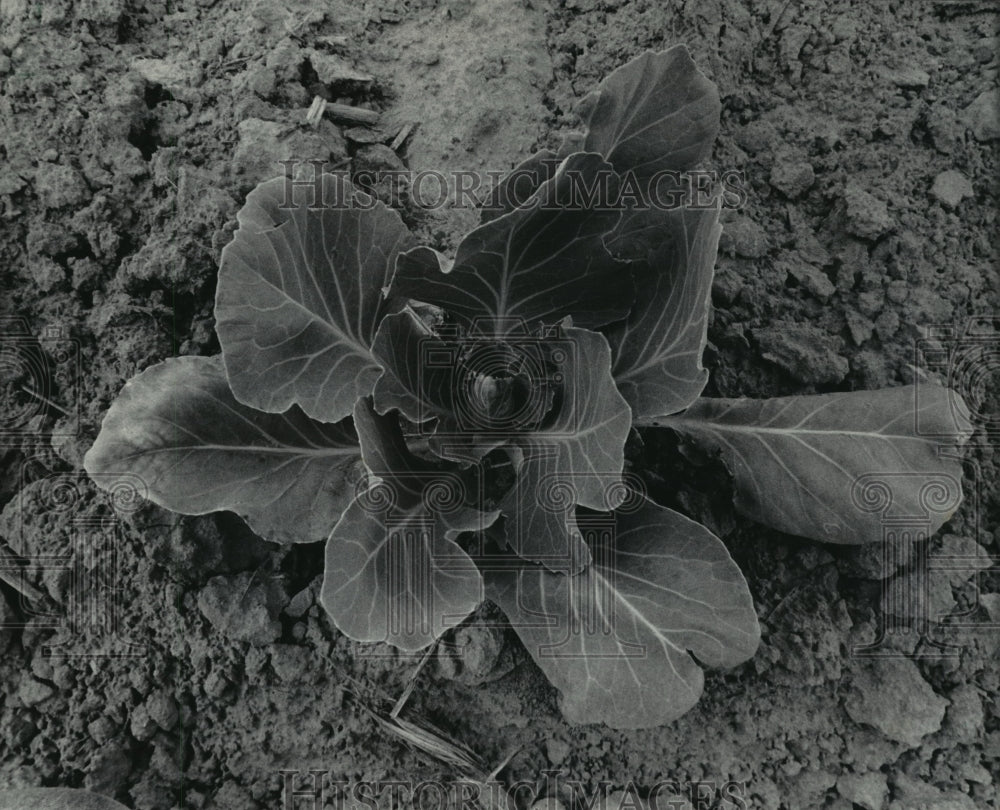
[305,96,327,126]
[344,126,391,144]
[390,122,415,151]
[315,35,349,48]
[324,103,380,127]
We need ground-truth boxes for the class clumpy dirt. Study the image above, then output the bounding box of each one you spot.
[1,1,998,809]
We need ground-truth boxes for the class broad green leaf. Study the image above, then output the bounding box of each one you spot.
[0,789,129,810]
[370,307,449,423]
[501,326,632,573]
[565,45,721,183]
[321,397,498,651]
[84,355,362,545]
[389,153,632,331]
[603,202,721,419]
[486,497,759,729]
[653,385,973,544]
[480,149,559,223]
[215,173,414,423]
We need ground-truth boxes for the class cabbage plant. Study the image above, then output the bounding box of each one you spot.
[85,47,970,728]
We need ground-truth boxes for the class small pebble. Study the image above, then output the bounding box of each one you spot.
[945,683,984,743]
[285,583,316,618]
[712,268,744,305]
[17,678,55,707]
[843,184,894,241]
[769,160,815,198]
[885,279,909,304]
[845,310,874,346]
[131,56,198,94]
[874,309,899,340]
[881,66,930,88]
[964,89,1000,141]
[719,216,769,258]
[129,704,157,741]
[755,323,849,385]
[836,771,888,810]
[735,119,778,155]
[545,737,570,766]
[931,170,973,209]
[844,658,947,747]
[784,258,834,300]
[83,744,131,795]
[87,716,116,745]
[146,690,179,731]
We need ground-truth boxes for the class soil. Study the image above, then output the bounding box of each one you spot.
[1,1,998,809]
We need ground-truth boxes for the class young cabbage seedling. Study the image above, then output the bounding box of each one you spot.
[85,46,971,729]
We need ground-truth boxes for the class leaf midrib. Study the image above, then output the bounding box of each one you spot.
[115,444,359,462]
[655,417,940,442]
[246,270,372,357]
